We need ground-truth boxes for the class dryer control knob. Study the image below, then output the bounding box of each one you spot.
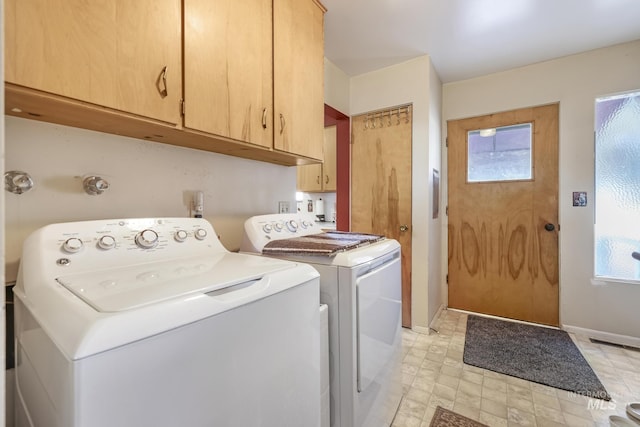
[97,235,116,250]
[286,220,298,232]
[62,237,84,253]
[135,229,159,249]
[174,230,188,242]
[194,228,208,240]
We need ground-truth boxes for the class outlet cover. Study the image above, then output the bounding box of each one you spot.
[278,201,290,213]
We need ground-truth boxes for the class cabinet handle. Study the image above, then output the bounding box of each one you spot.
[262,108,267,129]
[316,175,320,184]
[279,114,286,135]
[325,175,329,184]
[157,66,168,97]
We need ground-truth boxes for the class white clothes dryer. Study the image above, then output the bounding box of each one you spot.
[13,217,321,427]
[241,213,403,427]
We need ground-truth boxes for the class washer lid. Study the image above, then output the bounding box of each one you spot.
[56,253,293,312]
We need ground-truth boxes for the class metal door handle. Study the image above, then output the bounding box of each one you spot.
[544,223,555,231]
[262,108,267,129]
[632,252,640,261]
[400,225,409,232]
[279,114,286,135]
[325,175,329,184]
[316,176,320,184]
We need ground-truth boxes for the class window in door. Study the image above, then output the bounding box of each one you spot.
[595,90,640,282]
[467,123,533,183]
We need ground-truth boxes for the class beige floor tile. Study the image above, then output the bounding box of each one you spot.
[436,372,460,390]
[532,391,561,410]
[507,394,535,414]
[483,387,508,405]
[461,370,484,386]
[394,310,634,427]
[392,412,423,427]
[481,397,508,418]
[398,397,429,420]
[484,377,508,393]
[405,387,431,405]
[432,383,457,401]
[480,410,509,427]
[534,404,565,423]
[453,401,480,421]
[507,407,537,426]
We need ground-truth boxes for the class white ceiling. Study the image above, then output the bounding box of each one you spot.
[322,0,640,83]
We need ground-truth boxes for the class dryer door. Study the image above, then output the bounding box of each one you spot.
[356,254,402,392]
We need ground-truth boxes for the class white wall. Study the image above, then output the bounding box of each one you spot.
[443,40,640,344]
[350,56,442,331]
[324,58,351,114]
[4,117,297,283]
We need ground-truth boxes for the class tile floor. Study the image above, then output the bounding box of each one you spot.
[393,309,640,427]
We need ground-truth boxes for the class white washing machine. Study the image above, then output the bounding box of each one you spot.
[13,217,321,427]
[241,214,403,427]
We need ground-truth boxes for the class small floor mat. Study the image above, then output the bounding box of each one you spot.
[262,231,384,256]
[463,315,610,400]
[429,406,488,427]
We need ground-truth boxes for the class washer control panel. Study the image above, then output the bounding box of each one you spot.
[43,218,224,271]
[240,213,322,253]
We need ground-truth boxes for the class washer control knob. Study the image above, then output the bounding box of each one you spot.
[174,230,188,242]
[194,228,208,240]
[97,235,116,250]
[300,220,309,229]
[286,220,298,232]
[262,224,272,233]
[135,229,159,249]
[62,237,84,253]
[273,222,283,232]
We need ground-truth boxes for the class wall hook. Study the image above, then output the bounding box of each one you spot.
[4,170,34,194]
[83,176,110,195]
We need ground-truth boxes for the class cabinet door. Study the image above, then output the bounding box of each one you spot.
[323,126,337,191]
[273,0,325,160]
[184,0,273,148]
[297,164,323,192]
[5,0,181,125]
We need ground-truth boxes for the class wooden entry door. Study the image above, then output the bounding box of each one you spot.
[447,104,559,326]
[351,106,413,327]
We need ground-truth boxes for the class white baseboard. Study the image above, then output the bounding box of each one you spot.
[563,325,640,348]
[411,325,430,334]
[429,304,446,330]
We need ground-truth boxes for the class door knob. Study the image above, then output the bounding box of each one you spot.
[400,225,409,232]
[632,252,640,261]
[544,223,555,231]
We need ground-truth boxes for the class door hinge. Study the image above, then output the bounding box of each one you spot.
[446,137,448,147]
[446,205,448,216]
[446,274,449,284]
[180,99,185,117]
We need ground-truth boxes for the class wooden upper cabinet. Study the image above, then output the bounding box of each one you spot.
[4,0,182,125]
[274,0,326,160]
[322,125,337,191]
[183,0,273,148]
[297,125,336,192]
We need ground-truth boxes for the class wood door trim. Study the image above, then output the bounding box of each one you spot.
[324,104,350,231]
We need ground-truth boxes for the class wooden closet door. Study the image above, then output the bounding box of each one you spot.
[351,108,413,327]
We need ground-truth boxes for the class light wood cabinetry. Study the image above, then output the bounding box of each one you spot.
[274,0,325,160]
[4,0,325,166]
[184,0,273,148]
[5,0,182,125]
[297,126,337,192]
